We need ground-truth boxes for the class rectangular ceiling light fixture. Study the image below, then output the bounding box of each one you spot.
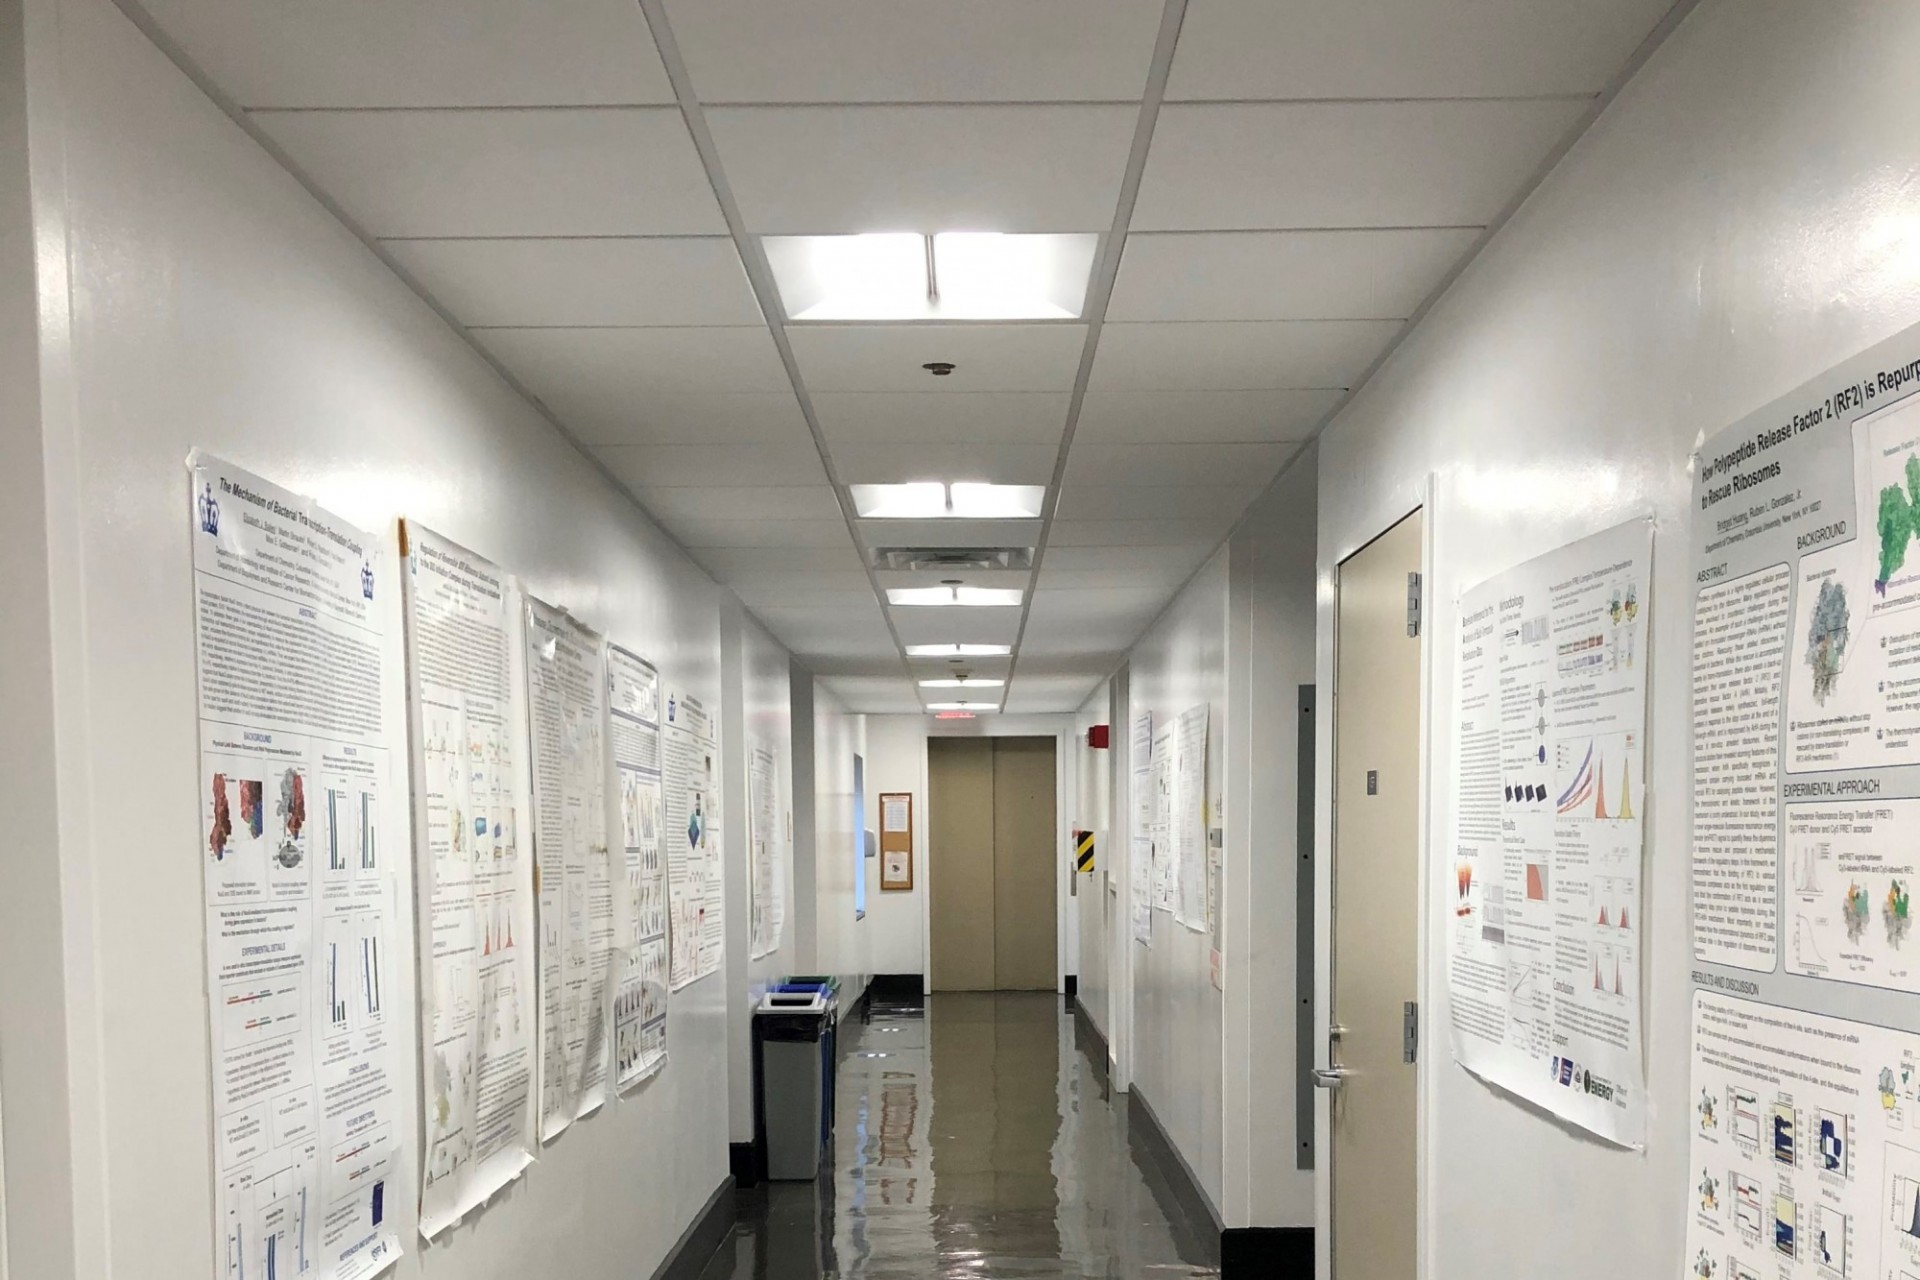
[918,678,1006,688]
[887,586,1024,607]
[852,482,1045,520]
[765,232,1097,322]
[905,643,1012,657]
[927,702,1000,713]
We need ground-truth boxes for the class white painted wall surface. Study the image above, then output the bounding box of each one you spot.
[721,601,794,1142]
[862,715,929,977]
[1124,550,1229,1216]
[1072,685,1113,1044]
[1311,2,1920,1275]
[1226,451,1317,1230]
[804,680,869,989]
[14,0,775,1273]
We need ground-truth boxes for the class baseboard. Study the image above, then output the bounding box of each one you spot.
[646,1176,736,1280]
[1127,1088,1223,1263]
[1070,997,1108,1068]
[867,972,924,1003]
[1221,1227,1314,1277]
[729,1140,762,1189]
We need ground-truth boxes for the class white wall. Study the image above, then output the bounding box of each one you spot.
[1124,551,1230,1215]
[1227,451,1317,1230]
[720,602,794,1142]
[863,715,929,977]
[4,0,787,1273]
[799,679,869,988]
[1071,686,1114,1043]
[1310,2,1920,1276]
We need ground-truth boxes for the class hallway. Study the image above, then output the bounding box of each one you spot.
[699,995,1220,1279]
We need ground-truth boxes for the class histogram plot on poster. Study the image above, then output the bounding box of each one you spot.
[1889,1145,1920,1242]
[1553,731,1640,821]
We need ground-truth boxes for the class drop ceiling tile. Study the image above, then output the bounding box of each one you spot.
[596,443,828,488]
[1075,390,1340,443]
[1166,0,1672,100]
[890,608,1022,647]
[1002,675,1101,713]
[820,678,927,714]
[1089,321,1400,391]
[1029,586,1169,620]
[1132,100,1591,231]
[557,394,810,447]
[1048,519,1232,547]
[1013,653,1119,678]
[831,442,1060,486]
[689,546,865,576]
[138,0,673,107]
[1016,627,1142,660]
[789,325,1087,392]
[728,581,878,608]
[805,652,915,676]
[476,329,791,427]
[1065,443,1290,487]
[631,486,844,522]
[813,393,1071,445]
[664,1,1163,103]
[383,237,761,327]
[1108,229,1482,322]
[855,518,1044,549]
[253,109,724,237]
[1036,566,1195,591]
[1054,485,1264,522]
[666,518,856,549]
[1044,545,1217,574]
[753,608,896,658]
[706,105,1136,233]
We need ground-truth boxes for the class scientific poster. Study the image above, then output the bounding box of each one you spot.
[190,455,403,1279]
[1448,518,1652,1147]
[1175,704,1210,933]
[1685,326,1920,1279]
[748,735,786,960]
[664,684,723,988]
[525,599,611,1140]
[1131,713,1154,945]
[606,644,668,1090]
[1151,720,1176,912]
[402,523,536,1238]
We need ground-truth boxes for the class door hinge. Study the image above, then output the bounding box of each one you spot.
[1403,1001,1419,1064]
[1406,572,1423,637]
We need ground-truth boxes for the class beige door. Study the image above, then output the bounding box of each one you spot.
[1329,510,1423,1279]
[930,738,996,991]
[992,737,1057,990]
[928,737,1058,991]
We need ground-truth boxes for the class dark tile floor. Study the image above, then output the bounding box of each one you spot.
[698,992,1220,1279]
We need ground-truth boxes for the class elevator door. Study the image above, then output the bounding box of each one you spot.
[929,736,1058,991]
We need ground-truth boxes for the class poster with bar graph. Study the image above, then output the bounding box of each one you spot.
[189,454,402,1280]
[1447,516,1652,1147]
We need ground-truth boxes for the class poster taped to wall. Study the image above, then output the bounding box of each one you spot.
[664,684,723,987]
[1151,720,1175,911]
[190,455,404,1278]
[402,523,537,1237]
[1685,324,1920,1278]
[1447,516,1652,1147]
[749,735,786,958]
[526,599,612,1140]
[1131,712,1154,945]
[1175,703,1209,932]
[606,644,668,1089]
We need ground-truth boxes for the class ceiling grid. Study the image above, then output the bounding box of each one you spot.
[120,0,1689,715]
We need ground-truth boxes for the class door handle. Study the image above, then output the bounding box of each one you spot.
[1312,1066,1351,1090]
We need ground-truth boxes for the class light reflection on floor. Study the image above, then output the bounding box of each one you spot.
[698,992,1220,1280]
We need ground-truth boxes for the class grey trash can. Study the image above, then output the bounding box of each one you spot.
[754,989,833,1180]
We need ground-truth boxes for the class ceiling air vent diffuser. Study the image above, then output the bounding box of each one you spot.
[869,546,1034,573]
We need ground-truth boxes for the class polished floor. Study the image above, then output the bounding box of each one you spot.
[698,992,1221,1279]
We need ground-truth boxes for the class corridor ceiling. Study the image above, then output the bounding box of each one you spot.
[129,0,1678,714]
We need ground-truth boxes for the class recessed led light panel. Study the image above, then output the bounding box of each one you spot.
[905,643,1012,657]
[887,587,1024,607]
[765,232,1097,322]
[852,482,1045,520]
[918,678,1006,688]
[926,702,1001,713]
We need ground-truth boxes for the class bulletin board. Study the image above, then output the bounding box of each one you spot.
[879,791,913,891]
